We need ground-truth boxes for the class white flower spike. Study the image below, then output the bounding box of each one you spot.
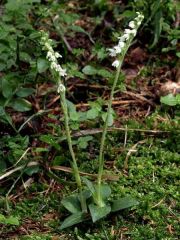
[40,31,67,93]
[108,12,144,67]
[112,60,120,68]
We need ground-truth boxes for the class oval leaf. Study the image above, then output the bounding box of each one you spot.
[61,195,81,214]
[60,212,86,230]
[89,203,111,222]
[2,78,13,99]
[16,88,35,97]
[11,98,32,112]
[82,65,97,75]
[87,108,99,120]
[96,184,111,201]
[82,177,95,195]
[160,94,177,106]
[111,196,139,212]
[37,58,49,73]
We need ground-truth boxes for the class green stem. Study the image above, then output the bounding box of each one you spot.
[60,91,87,213]
[96,40,134,205]
[97,39,133,206]
[96,61,122,206]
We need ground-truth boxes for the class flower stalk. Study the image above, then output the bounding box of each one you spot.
[96,12,144,207]
[40,32,87,212]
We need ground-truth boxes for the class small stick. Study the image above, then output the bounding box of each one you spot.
[50,166,119,181]
[0,162,39,181]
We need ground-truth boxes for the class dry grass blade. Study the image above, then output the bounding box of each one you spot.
[50,166,119,181]
[0,162,39,181]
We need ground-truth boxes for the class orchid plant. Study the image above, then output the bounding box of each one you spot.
[40,12,144,229]
[40,33,87,214]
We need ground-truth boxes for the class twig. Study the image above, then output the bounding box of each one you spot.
[50,166,119,181]
[151,198,164,209]
[123,91,155,106]
[72,127,171,138]
[75,100,138,108]
[0,162,39,181]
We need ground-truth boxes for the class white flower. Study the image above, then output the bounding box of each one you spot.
[45,42,52,51]
[137,21,142,26]
[108,48,117,57]
[50,62,67,76]
[114,46,122,54]
[55,52,62,58]
[57,83,66,93]
[57,66,67,77]
[131,29,137,36]
[124,29,132,34]
[47,51,52,59]
[112,60,120,68]
[123,33,130,40]
[107,12,144,68]
[47,52,56,62]
[118,41,125,48]
[129,21,135,29]
[41,32,67,80]
[50,62,57,70]
[118,36,126,41]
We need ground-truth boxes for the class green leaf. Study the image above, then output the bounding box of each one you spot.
[80,190,92,201]
[82,177,95,195]
[175,94,180,104]
[0,159,6,173]
[20,52,31,62]
[87,108,99,120]
[98,69,112,78]
[0,214,6,224]
[69,111,79,121]
[10,98,32,111]
[66,100,76,112]
[40,135,60,150]
[102,110,114,127]
[25,165,40,176]
[2,78,13,99]
[0,106,5,116]
[89,203,111,222]
[97,184,111,201]
[16,88,35,97]
[66,100,79,121]
[69,25,87,34]
[61,195,81,214]
[5,216,20,226]
[60,212,86,230]
[176,52,180,58]
[0,106,15,127]
[77,136,93,149]
[34,147,48,152]
[0,214,19,225]
[150,10,163,48]
[160,94,177,106]
[37,58,49,73]
[82,65,97,75]
[111,196,139,212]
